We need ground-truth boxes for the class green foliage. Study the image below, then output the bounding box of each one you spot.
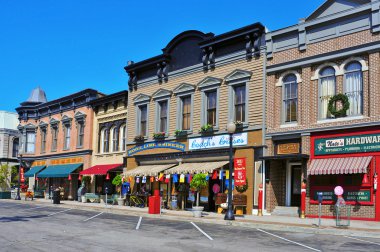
[235,179,248,193]
[81,176,91,186]
[328,94,350,117]
[190,174,208,192]
[200,124,213,132]
[112,174,123,187]
[0,165,11,191]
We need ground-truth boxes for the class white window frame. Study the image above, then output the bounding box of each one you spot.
[343,61,364,117]
[318,66,337,120]
[25,131,36,154]
[173,83,195,133]
[282,74,298,124]
[155,98,170,135]
[198,77,222,130]
[119,124,126,151]
[136,104,149,137]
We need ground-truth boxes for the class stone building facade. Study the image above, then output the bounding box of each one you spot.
[16,87,102,199]
[264,0,380,220]
[124,25,266,214]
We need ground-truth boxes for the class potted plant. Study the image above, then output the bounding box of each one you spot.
[234,121,244,131]
[134,135,145,143]
[199,124,214,135]
[190,173,208,217]
[112,174,124,205]
[153,132,166,140]
[175,129,188,138]
[81,176,91,202]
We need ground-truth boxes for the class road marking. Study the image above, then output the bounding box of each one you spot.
[83,212,104,222]
[344,236,380,246]
[23,206,47,211]
[136,216,142,230]
[256,228,321,252]
[190,222,214,241]
[47,208,72,216]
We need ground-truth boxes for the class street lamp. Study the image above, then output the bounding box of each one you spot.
[224,122,236,221]
[15,153,22,200]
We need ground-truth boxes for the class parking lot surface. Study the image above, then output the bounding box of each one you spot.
[1,201,380,252]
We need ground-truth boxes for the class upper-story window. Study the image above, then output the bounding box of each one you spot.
[283,74,298,123]
[41,128,47,153]
[158,100,168,133]
[319,67,336,119]
[234,85,246,122]
[344,62,363,116]
[181,96,191,130]
[100,128,109,153]
[63,124,71,150]
[111,126,119,152]
[206,91,217,126]
[12,138,19,157]
[25,131,36,153]
[77,121,85,148]
[120,124,126,151]
[138,105,148,136]
[51,125,58,151]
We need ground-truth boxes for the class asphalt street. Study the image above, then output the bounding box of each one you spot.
[0,201,379,252]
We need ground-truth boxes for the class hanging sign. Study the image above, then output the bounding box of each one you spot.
[277,143,300,155]
[189,133,248,150]
[234,158,246,186]
[20,167,25,183]
[128,141,186,156]
[315,133,380,155]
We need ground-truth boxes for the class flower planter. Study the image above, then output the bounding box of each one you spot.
[192,206,204,218]
[175,131,188,138]
[200,128,214,135]
[117,198,125,206]
[153,136,165,141]
[81,195,86,203]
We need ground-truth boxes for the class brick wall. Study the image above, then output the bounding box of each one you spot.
[266,160,286,212]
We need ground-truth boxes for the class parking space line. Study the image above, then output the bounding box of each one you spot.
[344,236,380,246]
[136,216,142,230]
[47,208,72,216]
[190,222,213,241]
[256,228,321,252]
[83,212,104,222]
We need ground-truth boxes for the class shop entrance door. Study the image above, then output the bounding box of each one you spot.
[286,162,302,207]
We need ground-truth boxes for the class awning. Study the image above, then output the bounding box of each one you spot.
[38,163,83,178]
[124,164,176,177]
[25,166,46,178]
[308,156,372,175]
[164,161,229,174]
[80,164,123,175]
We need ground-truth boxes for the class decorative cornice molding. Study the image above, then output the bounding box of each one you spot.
[197,77,222,89]
[173,83,196,95]
[225,69,252,83]
[152,88,172,100]
[133,93,151,104]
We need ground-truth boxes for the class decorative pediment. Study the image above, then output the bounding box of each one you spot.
[306,0,369,21]
[133,93,151,104]
[197,77,222,89]
[50,118,60,125]
[39,121,48,128]
[61,115,72,123]
[74,111,87,120]
[152,88,172,100]
[224,69,252,83]
[173,83,195,95]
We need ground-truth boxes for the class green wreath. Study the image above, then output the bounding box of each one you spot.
[328,94,350,117]
[235,179,248,193]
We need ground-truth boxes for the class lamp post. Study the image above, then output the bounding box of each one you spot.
[224,122,236,220]
[15,153,22,200]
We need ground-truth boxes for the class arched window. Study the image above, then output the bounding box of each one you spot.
[100,128,109,153]
[319,67,336,119]
[120,124,126,151]
[282,74,298,123]
[12,138,19,157]
[344,62,363,116]
[111,126,119,152]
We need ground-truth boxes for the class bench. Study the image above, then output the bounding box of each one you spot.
[34,190,44,198]
[106,194,119,205]
[84,193,100,203]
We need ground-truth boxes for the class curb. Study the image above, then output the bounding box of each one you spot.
[5,199,380,239]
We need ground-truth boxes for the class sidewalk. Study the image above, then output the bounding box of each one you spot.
[7,199,380,238]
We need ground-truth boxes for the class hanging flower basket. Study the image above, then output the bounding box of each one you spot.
[328,94,350,118]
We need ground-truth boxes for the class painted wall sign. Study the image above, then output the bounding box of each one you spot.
[234,158,246,186]
[189,133,248,150]
[313,190,371,202]
[315,133,380,155]
[128,141,186,156]
[277,143,300,155]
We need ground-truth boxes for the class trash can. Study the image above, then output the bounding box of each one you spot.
[53,189,60,204]
[335,205,351,227]
[148,196,160,214]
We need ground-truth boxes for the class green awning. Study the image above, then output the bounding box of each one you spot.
[38,164,82,178]
[24,166,46,178]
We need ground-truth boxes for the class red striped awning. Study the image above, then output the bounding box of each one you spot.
[308,156,372,175]
[80,164,123,175]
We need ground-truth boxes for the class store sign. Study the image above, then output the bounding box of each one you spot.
[234,158,246,186]
[51,157,83,165]
[20,167,25,183]
[189,133,248,150]
[313,190,371,202]
[128,141,186,156]
[277,143,300,155]
[315,133,380,155]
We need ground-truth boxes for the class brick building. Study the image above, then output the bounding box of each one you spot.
[124,25,266,214]
[263,0,380,220]
[16,87,102,200]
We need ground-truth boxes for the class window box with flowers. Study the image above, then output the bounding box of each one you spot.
[174,129,188,138]
[153,132,166,141]
[234,121,244,131]
[199,124,214,135]
[134,135,145,143]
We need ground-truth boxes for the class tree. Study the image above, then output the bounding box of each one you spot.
[0,165,11,191]
[112,174,123,197]
[190,174,208,207]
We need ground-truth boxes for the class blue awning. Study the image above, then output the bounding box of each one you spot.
[38,164,82,178]
[24,166,46,178]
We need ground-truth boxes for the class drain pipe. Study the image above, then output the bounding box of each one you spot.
[261,45,267,214]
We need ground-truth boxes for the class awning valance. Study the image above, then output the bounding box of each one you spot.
[38,163,82,178]
[164,161,229,175]
[80,164,123,175]
[308,156,372,175]
[24,166,46,178]
[124,164,176,177]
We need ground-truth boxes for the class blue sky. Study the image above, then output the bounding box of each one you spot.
[0,0,322,112]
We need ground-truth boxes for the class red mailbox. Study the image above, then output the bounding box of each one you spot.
[148,196,161,214]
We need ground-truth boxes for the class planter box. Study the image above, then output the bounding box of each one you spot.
[175,131,188,138]
[0,192,11,199]
[233,194,247,206]
[153,136,165,141]
[200,128,214,135]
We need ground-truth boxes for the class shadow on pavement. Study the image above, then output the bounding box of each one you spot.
[0,214,47,223]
